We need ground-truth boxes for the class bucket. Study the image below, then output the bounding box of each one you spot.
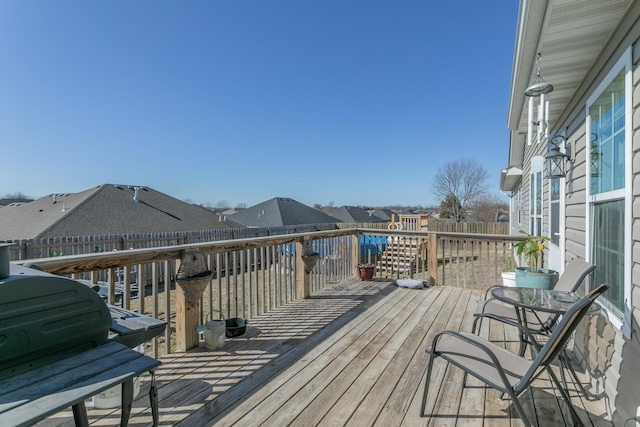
[197,310,226,350]
[92,376,141,409]
[92,344,143,408]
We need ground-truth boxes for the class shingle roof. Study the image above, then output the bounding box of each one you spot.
[0,184,241,240]
[0,198,33,206]
[229,197,340,227]
[368,208,396,221]
[320,206,384,223]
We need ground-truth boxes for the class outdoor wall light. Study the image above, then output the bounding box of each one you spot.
[546,134,572,178]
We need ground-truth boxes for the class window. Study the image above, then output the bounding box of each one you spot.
[587,48,631,333]
[530,170,542,235]
[592,200,625,311]
[590,69,626,195]
[550,178,560,246]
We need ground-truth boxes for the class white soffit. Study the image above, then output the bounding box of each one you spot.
[506,0,632,169]
[500,167,523,192]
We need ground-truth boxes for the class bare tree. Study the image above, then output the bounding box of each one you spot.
[439,193,461,219]
[432,159,489,222]
[215,200,230,209]
[3,191,32,200]
[469,194,509,222]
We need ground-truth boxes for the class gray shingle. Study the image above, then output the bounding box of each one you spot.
[0,184,241,240]
[229,197,340,227]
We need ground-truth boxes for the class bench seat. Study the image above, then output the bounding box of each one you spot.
[0,341,161,427]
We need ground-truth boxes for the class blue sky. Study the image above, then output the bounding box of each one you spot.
[0,1,518,208]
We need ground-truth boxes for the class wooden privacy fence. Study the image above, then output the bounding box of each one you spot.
[2,224,337,261]
[9,228,524,357]
[429,220,509,235]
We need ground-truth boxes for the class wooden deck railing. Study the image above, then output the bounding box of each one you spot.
[11,228,524,357]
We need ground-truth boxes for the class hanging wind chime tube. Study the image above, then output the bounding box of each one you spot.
[525,53,554,145]
[528,97,534,145]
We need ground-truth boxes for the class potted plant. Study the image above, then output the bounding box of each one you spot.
[356,263,376,281]
[512,230,558,289]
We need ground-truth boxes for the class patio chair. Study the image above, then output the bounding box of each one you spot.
[473,257,595,339]
[421,283,609,427]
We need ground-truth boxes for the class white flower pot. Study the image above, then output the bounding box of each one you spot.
[501,272,516,287]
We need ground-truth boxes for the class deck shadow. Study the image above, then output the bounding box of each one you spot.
[164,280,403,425]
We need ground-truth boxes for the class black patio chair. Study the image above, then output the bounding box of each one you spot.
[421,283,609,427]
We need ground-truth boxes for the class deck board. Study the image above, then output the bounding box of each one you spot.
[34,279,612,427]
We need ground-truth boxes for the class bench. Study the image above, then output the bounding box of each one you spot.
[0,263,165,427]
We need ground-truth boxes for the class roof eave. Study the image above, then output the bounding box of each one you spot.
[500,166,523,192]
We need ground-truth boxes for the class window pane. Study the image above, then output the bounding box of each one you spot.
[590,69,625,195]
[550,178,560,246]
[535,172,542,215]
[592,200,625,314]
[530,178,534,215]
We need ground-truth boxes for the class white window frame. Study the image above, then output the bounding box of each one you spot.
[530,156,545,236]
[547,176,565,271]
[585,46,632,337]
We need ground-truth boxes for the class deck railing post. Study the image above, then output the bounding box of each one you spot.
[174,257,200,352]
[427,233,438,286]
[295,240,311,299]
[351,231,360,276]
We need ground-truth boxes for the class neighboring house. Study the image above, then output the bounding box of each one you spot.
[0,184,242,240]
[367,208,396,221]
[229,197,340,227]
[501,1,639,422]
[0,198,33,207]
[320,206,386,223]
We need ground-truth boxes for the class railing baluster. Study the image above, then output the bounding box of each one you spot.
[14,228,525,353]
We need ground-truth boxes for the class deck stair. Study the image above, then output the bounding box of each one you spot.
[375,238,423,277]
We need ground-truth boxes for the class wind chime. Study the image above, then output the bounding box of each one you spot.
[525,53,554,145]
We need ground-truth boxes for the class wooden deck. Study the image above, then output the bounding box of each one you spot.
[38,279,611,427]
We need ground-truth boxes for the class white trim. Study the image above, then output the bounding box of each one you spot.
[585,46,632,338]
[547,176,565,272]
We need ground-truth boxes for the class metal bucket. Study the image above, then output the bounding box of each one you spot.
[197,310,225,350]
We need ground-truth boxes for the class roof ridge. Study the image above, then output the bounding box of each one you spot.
[36,185,104,238]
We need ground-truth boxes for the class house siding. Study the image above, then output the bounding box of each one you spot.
[565,124,589,258]
[509,6,640,423]
[561,23,640,425]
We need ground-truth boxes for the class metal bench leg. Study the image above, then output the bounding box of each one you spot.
[120,379,134,427]
[72,401,90,427]
[149,370,159,426]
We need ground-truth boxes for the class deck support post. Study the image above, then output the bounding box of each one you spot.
[175,291,199,351]
[175,257,200,351]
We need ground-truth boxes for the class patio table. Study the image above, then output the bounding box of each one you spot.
[490,286,601,395]
[491,287,600,317]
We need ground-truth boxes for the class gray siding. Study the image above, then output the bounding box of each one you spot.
[562,16,640,425]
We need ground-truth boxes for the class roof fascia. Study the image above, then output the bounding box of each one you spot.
[507,0,549,131]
